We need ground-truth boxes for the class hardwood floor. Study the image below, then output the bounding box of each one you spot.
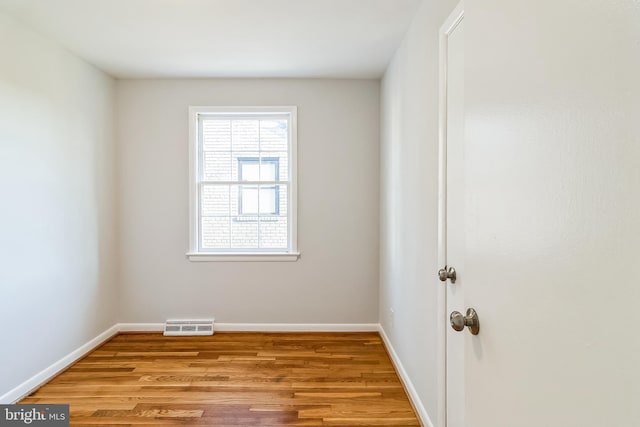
[21,332,421,426]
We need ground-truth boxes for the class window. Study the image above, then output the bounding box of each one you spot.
[187,106,298,261]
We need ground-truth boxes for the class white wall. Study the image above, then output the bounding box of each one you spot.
[0,12,117,398]
[379,0,458,425]
[116,79,379,324]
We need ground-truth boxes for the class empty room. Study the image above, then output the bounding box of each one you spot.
[1,1,638,426]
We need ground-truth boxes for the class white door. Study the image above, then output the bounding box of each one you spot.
[456,1,639,426]
[438,3,466,427]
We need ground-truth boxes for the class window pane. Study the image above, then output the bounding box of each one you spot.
[259,184,287,248]
[259,216,288,249]
[237,185,281,215]
[277,185,289,217]
[232,153,258,181]
[260,119,288,151]
[241,162,260,181]
[201,185,230,216]
[240,187,259,214]
[232,120,259,151]
[203,152,231,181]
[259,161,277,181]
[202,119,231,151]
[264,153,287,181]
[231,217,258,248]
[201,217,230,249]
[259,186,277,214]
[230,185,240,216]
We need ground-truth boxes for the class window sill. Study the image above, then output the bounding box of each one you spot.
[186,252,300,262]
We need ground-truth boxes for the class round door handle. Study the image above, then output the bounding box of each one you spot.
[450,308,480,335]
[438,266,456,283]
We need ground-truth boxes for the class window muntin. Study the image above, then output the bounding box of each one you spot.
[189,107,297,259]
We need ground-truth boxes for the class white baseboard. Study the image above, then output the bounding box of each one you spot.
[215,323,380,332]
[0,324,120,404]
[116,322,379,333]
[378,325,435,427]
[117,322,163,332]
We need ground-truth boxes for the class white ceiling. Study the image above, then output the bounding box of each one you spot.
[0,0,422,78]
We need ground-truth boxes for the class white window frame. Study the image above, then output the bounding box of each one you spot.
[187,106,299,262]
